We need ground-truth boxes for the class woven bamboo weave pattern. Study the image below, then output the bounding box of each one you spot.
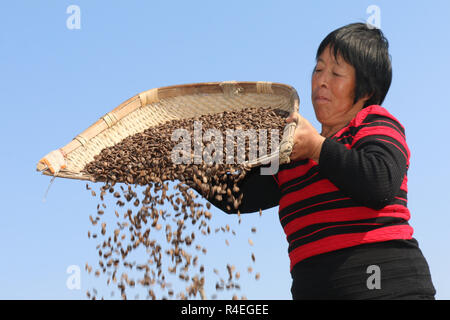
[37,81,299,181]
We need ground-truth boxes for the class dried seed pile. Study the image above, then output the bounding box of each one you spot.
[82,107,288,300]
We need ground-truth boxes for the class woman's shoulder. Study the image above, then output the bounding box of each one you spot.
[350,104,406,133]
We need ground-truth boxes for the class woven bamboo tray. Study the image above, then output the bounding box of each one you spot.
[36,81,299,182]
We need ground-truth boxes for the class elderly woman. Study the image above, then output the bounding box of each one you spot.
[208,23,436,299]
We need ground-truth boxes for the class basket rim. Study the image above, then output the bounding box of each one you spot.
[37,81,299,180]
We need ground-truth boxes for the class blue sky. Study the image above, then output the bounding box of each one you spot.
[1,0,449,300]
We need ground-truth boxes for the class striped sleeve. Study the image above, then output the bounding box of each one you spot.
[318,106,409,210]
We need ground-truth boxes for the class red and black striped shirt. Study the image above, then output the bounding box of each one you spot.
[209,105,414,271]
[277,105,413,270]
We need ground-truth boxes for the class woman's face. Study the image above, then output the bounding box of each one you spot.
[311,46,366,130]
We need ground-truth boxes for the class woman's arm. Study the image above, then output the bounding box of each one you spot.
[287,109,409,210]
[318,137,407,210]
[318,120,408,210]
[205,165,281,214]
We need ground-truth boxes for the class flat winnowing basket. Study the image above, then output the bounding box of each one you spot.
[36,81,300,182]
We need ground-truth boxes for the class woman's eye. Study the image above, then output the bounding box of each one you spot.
[332,71,341,76]
[314,68,322,73]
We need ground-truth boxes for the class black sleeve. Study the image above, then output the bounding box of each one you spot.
[205,165,281,214]
[318,137,407,210]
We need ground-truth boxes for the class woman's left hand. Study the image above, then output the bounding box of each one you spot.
[286,112,326,163]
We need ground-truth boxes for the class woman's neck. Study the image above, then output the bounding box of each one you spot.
[320,104,365,138]
[320,125,344,138]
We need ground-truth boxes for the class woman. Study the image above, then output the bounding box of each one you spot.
[208,23,436,299]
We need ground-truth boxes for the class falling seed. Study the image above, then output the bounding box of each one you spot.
[81,107,288,300]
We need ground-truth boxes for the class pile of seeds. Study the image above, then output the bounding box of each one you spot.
[82,107,288,300]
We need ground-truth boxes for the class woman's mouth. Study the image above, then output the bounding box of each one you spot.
[314,95,331,104]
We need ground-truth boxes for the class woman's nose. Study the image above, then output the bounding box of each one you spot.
[315,71,329,88]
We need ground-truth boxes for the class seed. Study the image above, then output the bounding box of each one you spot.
[80,106,288,299]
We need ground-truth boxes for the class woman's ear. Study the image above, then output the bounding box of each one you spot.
[357,92,374,108]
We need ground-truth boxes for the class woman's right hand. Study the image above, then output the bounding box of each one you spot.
[286,112,325,163]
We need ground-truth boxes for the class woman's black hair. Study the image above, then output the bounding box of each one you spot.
[316,23,392,108]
